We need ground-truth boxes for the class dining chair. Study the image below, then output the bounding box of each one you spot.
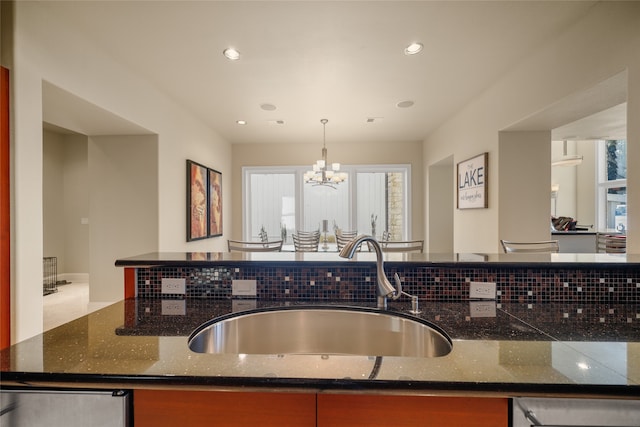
[295,229,320,237]
[500,240,559,253]
[380,240,424,253]
[335,230,358,251]
[597,233,626,253]
[292,231,320,252]
[227,239,283,252]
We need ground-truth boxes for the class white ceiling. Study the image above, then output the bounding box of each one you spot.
[43,0,619,144]
[506,71,628,141]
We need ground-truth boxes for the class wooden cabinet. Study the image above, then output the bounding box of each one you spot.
[135,389,508,427]
[134,389,316,427]
[317,394,508,427]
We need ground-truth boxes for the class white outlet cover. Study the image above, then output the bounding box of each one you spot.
[161,299,186,315]
[469,301,497,318]
[469,281,496,300]
[232,299,257,312]
[232,279,257,296]
[161,278,186,294]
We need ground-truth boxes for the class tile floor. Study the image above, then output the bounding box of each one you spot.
[43,282,111,331]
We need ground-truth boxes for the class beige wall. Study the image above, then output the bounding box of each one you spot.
[232,140,424,241]
[551,140,578,219]
[10,2,232,342]
[43,131,90,276]
[424,2,640,253]
[427,157,453,253]
[89,135,158,302]
[551,140,597,227]
[498,131,551,244]
[575,141,596,229]
[43,132,67,268]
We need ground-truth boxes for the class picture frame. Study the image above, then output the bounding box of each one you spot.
[457,152,488,209]
[208,168,222,237]
[187,160,209,241]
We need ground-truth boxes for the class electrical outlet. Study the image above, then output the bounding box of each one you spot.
[232,299,257,312]
[469,301,497,318]
[161,278,186,294]
[469,281,496,300]
[161,299,186,315]
[232,279,257,297]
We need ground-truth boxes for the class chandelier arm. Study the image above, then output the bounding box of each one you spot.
[304,118,345,188]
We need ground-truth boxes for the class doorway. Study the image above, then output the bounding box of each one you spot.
[42,125,97,329]
[41,82,158,327]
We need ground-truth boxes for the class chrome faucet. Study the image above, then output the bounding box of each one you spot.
[339,234,402,309]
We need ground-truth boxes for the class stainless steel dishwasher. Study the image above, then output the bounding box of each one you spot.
[513,397,640,427]
[0,388,130,427]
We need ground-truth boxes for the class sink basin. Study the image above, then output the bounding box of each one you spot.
[188,306,452,357]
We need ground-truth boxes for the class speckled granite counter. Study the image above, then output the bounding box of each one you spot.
[115,251,640,269]
[2,299,639,398]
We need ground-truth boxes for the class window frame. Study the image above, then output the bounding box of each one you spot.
[596,140,627,232]
[242,164,411,240]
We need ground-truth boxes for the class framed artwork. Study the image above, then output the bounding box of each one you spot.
[187,160,209,241]
[187,252,208,261]
[457,152,488,209]
[208,168,223,237]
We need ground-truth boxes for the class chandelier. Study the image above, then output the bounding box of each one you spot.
[304,119,347,188]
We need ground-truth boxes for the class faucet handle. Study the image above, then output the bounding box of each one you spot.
[391,273,402,300]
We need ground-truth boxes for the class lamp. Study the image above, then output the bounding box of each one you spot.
[552,140,583,167]
[304,119,347,188]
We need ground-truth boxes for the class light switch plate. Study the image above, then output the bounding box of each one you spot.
[161,278,186,294]
[469,281,496,299]
[232,279,257,297]
[161,299,186,315]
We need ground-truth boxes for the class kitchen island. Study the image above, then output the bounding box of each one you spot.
[2,252,640,425]
[3,297,638,395]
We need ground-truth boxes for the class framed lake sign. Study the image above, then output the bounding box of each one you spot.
[457,152,488,209]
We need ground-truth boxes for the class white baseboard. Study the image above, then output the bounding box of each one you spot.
[59,273,89,283]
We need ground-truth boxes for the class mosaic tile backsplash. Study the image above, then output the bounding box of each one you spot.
[136,264,640,303]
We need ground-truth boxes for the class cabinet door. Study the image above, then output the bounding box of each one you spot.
[134,389,316,427]
[317,394,508,427]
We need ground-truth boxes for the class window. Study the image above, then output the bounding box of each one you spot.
[243,165,410,243]
[597,140,627,232]
[244,170,295,241]
[356,167,408,240]
[303,173,350,232]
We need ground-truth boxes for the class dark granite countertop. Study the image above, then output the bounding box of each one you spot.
[115,251,640,270]
[2,299,639,398]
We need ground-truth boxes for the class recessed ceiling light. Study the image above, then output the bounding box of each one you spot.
[404,42,423,55]
[260,103,277,111]
[396,100,414,108]
[223,48,241,61]
[267,120,285,125]
[236,120,247,125]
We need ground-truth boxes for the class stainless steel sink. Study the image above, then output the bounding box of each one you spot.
[188,306,452,357]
